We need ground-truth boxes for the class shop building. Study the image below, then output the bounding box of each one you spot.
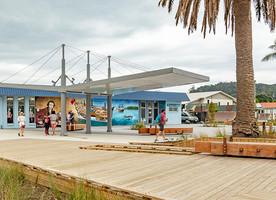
[0,87,189,128]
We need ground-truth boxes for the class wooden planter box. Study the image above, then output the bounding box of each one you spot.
[66,124,86,131]
[138,128,149,134]
[138,128,193,135]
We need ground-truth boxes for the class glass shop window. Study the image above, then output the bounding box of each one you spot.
[18,97,25,116]
[169,107,178,112]
[141,101,146,122]
[7,96,14,124]
[29,97,35,123]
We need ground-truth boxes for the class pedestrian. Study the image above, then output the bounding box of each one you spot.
[44,113,50,135]
[69,110,75,124]
[49,111,58,135]
[67,111,71,125]
[18,112,26,137]
[154,109,168,142]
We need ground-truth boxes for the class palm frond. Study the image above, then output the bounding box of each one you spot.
[268,43,276,50]
[253,0,262,21]
[175,0,184,25]
[201,0,208,36]
[223,0,234,35]
[158,0,174,12]
[158,0,274,37]
[231,0,234,36]
[175,0,191,27]
[268,39,276,50]
[188,0,201,35]
[268,0,276,30]
[213,0,220,34]
[253,0,276,31]
[262,52,276,61]
[168,0,175,12]
[183,0,193,28]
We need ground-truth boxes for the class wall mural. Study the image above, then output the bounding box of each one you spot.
[35,97,139,127]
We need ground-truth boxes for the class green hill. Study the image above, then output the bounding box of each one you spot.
[189,82,276,100]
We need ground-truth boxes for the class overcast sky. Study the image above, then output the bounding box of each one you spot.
[0,0,275,92]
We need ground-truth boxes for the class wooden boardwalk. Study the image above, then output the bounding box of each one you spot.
[0,139,276,200]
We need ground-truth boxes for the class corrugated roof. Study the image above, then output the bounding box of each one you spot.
[0,87,189,101]
[185,91,236,103]
[0,87,84,98]
[259,102,276,108]
[112,91,189,101]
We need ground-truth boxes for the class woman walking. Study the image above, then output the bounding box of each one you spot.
[49,111,58,135]
[44,113,50,135]
[18,112,26,137]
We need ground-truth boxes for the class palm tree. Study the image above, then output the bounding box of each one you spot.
[262,40,276,61]
[159,0,275,137]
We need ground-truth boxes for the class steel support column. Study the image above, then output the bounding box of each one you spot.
[86,51,91,134]
[107,55,112,132]
[60,44,67,136]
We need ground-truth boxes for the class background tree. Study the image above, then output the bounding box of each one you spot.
[208,102,217,125]
[256,93,273,102]
[159,0,276,137]
[262,39,276,61]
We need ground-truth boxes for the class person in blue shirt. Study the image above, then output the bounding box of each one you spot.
[154,109,168,142]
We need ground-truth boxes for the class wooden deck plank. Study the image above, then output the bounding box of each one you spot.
[206,160,274,199]
[0,139,276,200]
[202,159,268,199]
[145,156,231,195]
[162,157,250,199]
[117,155,211,187]
[233,190,276,200]
[108,156,202,187]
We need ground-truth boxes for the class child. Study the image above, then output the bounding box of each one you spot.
[44,113,50,135]
[18,112,26,137]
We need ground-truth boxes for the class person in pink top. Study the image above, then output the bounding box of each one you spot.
[155,109,168,142]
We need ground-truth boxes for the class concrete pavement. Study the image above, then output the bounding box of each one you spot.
[0,124,233,144]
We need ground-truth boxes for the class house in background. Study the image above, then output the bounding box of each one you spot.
[182,91,237,122]
[183,91,236,107]
[256,102,276,120]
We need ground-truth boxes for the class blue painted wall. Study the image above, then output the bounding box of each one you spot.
[0,96,36,128]
[0,94,183,128]
[165,101,182,124]
[76,99,139,126]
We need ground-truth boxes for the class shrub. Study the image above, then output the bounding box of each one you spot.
[216,128,227,137]
[130,122,145,130]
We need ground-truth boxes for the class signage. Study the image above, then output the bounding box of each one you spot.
[167,104,181,107]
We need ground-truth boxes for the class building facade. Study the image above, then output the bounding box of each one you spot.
[256,102,276,120]
[0,88,189,128]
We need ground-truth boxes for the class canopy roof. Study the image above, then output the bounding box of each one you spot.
[0,67,209,95]
[64,67,209,95]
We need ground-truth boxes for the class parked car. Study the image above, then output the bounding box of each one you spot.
[182,111,199,123]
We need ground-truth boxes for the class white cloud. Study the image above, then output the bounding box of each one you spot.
[0,0,275,92]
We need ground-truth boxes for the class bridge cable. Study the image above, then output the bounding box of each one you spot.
[66,52,86,73]
[1,46,61,83]
[111,57,150,71]
[23,46,61,84]
[111,58,135,74]
[71,57,107,78]
[30,53,87,84]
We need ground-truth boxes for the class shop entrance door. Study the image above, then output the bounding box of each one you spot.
[140,101,159,124]
[148,101,159,124]
[153,102,159,121]
[148,102,153,124]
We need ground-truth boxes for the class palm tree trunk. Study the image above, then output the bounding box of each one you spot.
[233,0,260,137]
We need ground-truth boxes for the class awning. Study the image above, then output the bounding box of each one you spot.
[0,67,209,95]
[64,67,209,95]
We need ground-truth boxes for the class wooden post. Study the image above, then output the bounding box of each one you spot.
[232,121,235,135]
[269,123,273,134]
[263,122,266,134]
